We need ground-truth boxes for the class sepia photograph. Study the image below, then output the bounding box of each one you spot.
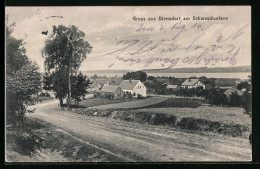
[5,6,252,162]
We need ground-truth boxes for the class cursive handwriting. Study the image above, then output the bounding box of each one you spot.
[104,23,248,69]
[104,29,184,56]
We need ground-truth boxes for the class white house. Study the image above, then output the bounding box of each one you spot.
[180,78,205,89]
[119,80,147,97]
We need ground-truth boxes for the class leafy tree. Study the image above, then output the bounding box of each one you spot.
[168,76,176,84]
[199,76,216,88]
[228,91,242,107]
[203,89,228,106]
[123,71,147,82]
[6,20,41,125]
[52,68,68,106]
[71,72,91,106]
[42,25,92,107]
[6,24,29,73]
[43,72,55,90]
[241,91,252,116]
[147,76,156,81]
[236,81,250,91]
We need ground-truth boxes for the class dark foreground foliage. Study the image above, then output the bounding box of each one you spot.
[6,120,45,156]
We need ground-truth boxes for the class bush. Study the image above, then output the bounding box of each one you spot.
[229,91,242,107]
[137,94,143,99]
[14,130,43,156]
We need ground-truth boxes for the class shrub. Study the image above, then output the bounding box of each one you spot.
[14,130,43,156]
[137,94,143,99]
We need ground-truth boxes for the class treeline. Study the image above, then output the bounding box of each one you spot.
[123,71,147,82]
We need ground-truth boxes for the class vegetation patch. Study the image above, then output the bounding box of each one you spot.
[5,118,123,162]
[77,108,250,138]
[141,98,201,108]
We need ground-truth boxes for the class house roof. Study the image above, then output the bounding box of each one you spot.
[119,80,140,90]
[166,85,179,89]
[100,85,119,93]
[181,78,200,86]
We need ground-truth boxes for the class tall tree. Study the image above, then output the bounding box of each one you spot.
[42,25,92,107]
[6,19,41,125]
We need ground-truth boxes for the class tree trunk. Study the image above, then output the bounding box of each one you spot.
[67,66,71,107]
[59,96,63,107]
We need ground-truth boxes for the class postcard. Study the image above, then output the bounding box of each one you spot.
[5,6,251,162]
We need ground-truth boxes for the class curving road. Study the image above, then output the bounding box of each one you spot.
[27,100,252,162]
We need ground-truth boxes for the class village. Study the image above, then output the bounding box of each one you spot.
[5,6,252,162]
[37,71,251,109]
[17,71,251,162]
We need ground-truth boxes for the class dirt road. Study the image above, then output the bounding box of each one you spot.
[27,101,251,162]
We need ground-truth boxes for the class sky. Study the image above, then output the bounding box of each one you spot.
[6,6,251,72]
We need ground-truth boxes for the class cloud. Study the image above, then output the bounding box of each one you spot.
[6,6,251,71]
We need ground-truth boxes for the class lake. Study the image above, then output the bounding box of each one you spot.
[84,72,251,79]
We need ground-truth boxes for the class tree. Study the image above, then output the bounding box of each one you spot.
[42,25,92,107]
[71,72,91,106]
[43,72,55,90]
[123,71,147,82]
[168,76,176,84]
[229,91,242,107]
[236,81,250,91]
[52,68,68,106]
[147,76,156,81]
[203,89,228,106]
[199,76,216,88]
[6,20,41,125]
[241,91,252,116]
[6,23,29,73]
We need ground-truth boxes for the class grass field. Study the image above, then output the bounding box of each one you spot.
[75,97,251,128]
[74,98,251,137]
[89,97,168,110]
[129,106,251,127]
[78,98,132,108]
[142,98,202,108]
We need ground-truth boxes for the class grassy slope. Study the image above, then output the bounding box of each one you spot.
[79,98,130,107]
[89,97,168,110]
[5,118,123,162]
[131,106,251,127]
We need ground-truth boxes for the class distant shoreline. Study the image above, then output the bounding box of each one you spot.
[82,65,251,74]
[83,72,251,80]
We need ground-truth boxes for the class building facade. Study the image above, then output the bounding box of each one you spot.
[99,85,124,99]
[119,80,147,97]
[180,78,205,89]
